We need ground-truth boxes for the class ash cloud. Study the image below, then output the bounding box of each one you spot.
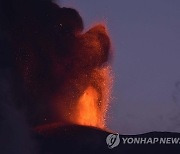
[0,0,111,152]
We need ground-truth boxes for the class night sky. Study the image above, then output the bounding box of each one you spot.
[59,0,180,134]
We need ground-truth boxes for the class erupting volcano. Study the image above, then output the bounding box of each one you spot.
[0,0,112,129]
[0,0,113,150]
[2,1,180,154]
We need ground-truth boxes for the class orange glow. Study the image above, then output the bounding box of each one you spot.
[52,23,112,129]
[54,67,112,129]
[69,67,112,129]
[74,86,104,128]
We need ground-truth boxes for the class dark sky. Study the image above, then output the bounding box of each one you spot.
[60,0,180,134]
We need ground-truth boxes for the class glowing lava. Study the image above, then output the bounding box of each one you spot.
[71,67,112,129]
[75,86,104,128]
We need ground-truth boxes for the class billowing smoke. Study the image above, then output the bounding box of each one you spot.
[0,0,112,130]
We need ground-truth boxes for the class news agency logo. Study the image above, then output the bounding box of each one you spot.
[106,133,120,149]
[106,135,180,148]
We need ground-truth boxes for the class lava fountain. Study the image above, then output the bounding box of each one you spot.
[72,67,112,129]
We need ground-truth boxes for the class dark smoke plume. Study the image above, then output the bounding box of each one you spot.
[0,0,111,128]
[0,1,112,153]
